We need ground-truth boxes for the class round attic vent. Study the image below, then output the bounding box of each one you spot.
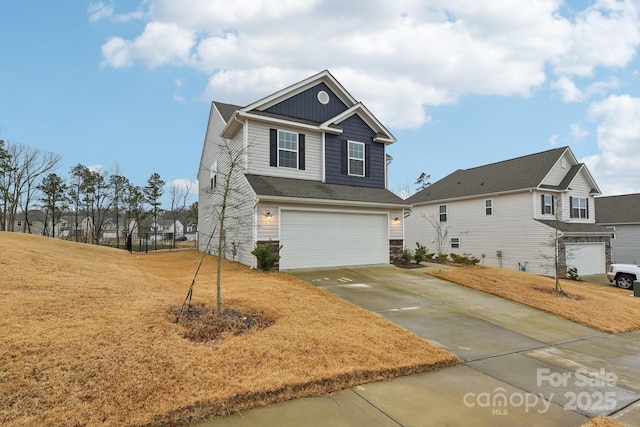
[317,90,330,105]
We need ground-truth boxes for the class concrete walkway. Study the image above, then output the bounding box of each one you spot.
[198,265,640,427]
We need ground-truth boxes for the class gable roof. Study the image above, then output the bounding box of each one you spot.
[245,174,408,207]
[407,147,596,205]
[217,70,395,144]
[595,193,640,224]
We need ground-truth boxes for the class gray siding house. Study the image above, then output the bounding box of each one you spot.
[405,147,612,277]
[596,193,640,265]
[198,70,407,270]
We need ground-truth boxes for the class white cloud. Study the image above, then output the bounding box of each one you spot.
[88,2,113,23]
[100,0,640,129]
[551,76,584,102]
[169,178,197,194]
[570,123,589,140]
[548,134,559,147]
[583,94,640,195]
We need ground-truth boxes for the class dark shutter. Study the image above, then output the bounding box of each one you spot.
[365,144,370,177]
[551,196,555,215]
[586,199,589,219]
[569,196,573,218]
[269,128,277,167]
[298,134,305,170]
[341,140,348,175]
[541,195,545,215]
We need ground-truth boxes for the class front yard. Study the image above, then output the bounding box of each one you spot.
[0,234,458,426]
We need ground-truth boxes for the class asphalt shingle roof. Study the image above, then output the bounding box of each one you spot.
[407,147,569,204]
[213,101,241,123]
[245,174,408,206]
[535,219,612,234]
[595,193,640,224]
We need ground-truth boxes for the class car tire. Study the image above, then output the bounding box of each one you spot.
[615,274,635,289]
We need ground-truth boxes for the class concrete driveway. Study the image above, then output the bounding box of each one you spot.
[199,265,640,427]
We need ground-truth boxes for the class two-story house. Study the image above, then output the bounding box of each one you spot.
[405,147,612,277]
[198,70,407,270]
[596,193,640,265]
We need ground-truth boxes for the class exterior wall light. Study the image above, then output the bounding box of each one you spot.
[265,212,272,220]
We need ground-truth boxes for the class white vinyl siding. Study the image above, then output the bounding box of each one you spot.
[246,120,322,181]
[405,192,556,275]
[608,224,640,264]
[540,152,574,187]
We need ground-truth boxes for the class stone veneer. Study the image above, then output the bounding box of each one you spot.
[557,235,612,278]
[389,239,404,264]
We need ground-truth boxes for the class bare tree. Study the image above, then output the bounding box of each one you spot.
[109,174,130,247]
[168,179,192,243]
[0,143,60,232]
[204,138,253,315]
[423,213,450,255]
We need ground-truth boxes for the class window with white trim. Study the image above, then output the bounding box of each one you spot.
[485,199,493,215]
[278,130,298,169]
[571,197,588,219]
[543,194,554,215]
[348,141,365,176]
[439,205,447,222]
[451,237,460,249]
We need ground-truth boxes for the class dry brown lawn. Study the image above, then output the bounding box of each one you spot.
[0,233,458,426]
[426,263,640,334]
[580,416,627,427]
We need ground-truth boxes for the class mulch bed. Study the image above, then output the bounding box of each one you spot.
[393,262,426,269]
[172,305,274,342]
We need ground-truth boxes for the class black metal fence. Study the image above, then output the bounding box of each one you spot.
[101,232,199,253]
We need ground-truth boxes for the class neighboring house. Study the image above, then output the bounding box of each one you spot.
[12,209,47,235]
[198,70,407,270]
[595,193,640,265]
[405,147,611,277]
[185,222,198,241]
[150,219,184,240]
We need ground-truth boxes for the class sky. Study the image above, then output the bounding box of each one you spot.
[1,0,640,205]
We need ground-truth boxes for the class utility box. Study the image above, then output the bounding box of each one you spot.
[634,281,640,297]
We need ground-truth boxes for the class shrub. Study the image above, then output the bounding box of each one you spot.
[436,253,449,262]
[251,241,281,271]
[450,253,481,265]
[414,242,427,263]
[567,267,580,281]
[401,249,412,265]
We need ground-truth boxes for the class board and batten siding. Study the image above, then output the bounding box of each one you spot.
[246,120,323,181]
[324,114,386,189]
[263,82,348,123]
[405,192,555,275]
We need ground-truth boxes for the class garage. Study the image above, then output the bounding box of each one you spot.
[279,210,389,270]
[566,243,606,276]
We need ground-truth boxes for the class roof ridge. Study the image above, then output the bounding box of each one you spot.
[458,146,568,173]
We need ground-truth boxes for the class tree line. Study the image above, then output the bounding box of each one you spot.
[0,139,196,245]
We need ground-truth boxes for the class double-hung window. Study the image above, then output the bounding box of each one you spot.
[571,197,588,219]
[348,141,365,176]
[439,205,447,222]
[485,199,493,216]
[451,237,460,249]
[542,195,554,215]
[278,131,298,169]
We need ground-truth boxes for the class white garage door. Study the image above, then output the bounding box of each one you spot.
[566,243,606,276]
[279,210,389,270]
